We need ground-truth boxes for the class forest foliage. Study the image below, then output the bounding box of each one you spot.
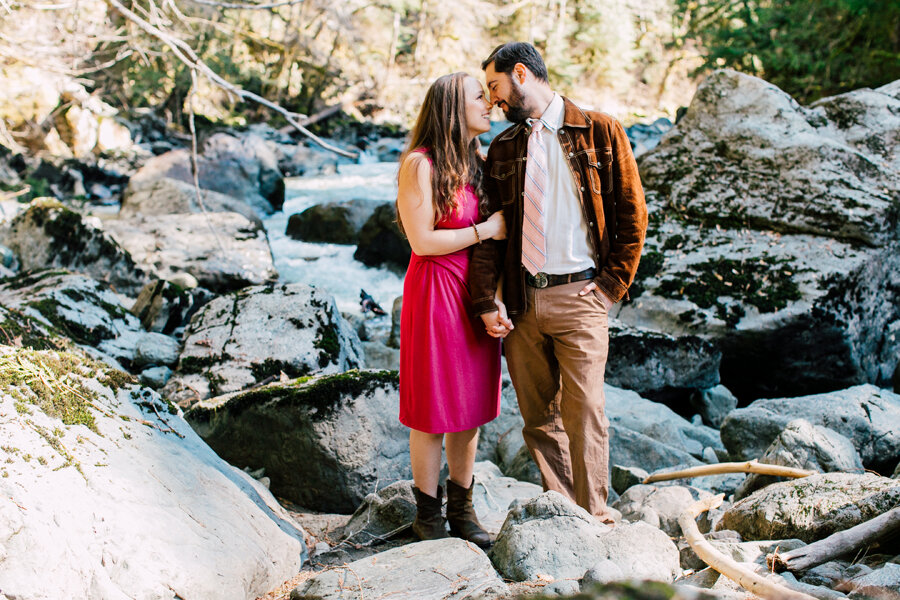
[0,0,898,146]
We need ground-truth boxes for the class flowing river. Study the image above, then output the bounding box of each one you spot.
[262,160,404,330]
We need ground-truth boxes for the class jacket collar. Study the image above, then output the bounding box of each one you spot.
[493,95,590,142]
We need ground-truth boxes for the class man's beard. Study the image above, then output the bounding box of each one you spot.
[503,80,531,124]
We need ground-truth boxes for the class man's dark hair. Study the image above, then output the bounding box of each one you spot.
[481,42,549,82]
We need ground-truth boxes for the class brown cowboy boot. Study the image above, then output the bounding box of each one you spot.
[411,485,449,541]
[445,477,491,549]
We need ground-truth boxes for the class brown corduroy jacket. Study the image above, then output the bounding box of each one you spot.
[469,96,648,317]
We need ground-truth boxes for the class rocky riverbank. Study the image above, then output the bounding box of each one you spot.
[0,69,899,600]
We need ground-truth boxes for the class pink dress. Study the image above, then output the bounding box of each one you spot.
[399,156,502,433]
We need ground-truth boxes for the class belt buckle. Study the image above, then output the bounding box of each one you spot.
[534,272,549,288]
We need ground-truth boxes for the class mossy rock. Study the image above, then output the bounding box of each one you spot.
[183,369,407,512]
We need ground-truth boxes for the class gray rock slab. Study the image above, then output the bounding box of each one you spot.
[617,69,900,400]
[129,145,278,217]
[185,370,408,513]
[489,491,679,583]
[0,346,306,600]
[614,484,714,537]
[103,212,278,295]
[606,318,721,398]
[471,461,543,535]
[720,385,900,473]
[0,199,150,296]
[846,563,900,600]
[718,472,900,542]
[165,282,363,407]
[691,384,738,428]
[293,538,508,600]
[337,480,416,544]
[735,418,864,499]
[120,176,262,226]
[611,464,649,495]
[0,271,145,363]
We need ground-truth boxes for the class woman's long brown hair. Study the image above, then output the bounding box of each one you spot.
[396,72,484,233]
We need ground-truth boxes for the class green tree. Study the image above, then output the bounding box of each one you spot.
[676,0,900,102]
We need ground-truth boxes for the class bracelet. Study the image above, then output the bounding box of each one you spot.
[472,222,482,245]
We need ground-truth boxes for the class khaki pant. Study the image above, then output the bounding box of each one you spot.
[504,279,612,520]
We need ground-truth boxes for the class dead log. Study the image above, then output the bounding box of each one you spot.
[679,495,818,600]
[644,460,816,484]
[768,506,900,573]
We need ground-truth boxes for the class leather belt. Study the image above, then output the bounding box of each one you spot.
[525,267,596,289]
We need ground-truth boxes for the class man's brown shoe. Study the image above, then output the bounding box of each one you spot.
[445,477,491,549]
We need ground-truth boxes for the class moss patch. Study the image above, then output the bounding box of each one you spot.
[249,358,311,381]
[0,348,99,431]
[27,297,114,346]
[189,369,398,424]
[656,257,802,326]
[0,305,66,350]
[626,251,665,301]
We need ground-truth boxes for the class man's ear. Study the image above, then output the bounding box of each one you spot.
[513,63,528,84]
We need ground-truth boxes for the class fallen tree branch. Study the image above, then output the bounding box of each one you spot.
[104,0,358,159]
[679,495,818,600]
[644,460,816,484]
[768,506,900,573]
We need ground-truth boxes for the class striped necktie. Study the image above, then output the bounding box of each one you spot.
[522,120,547,275]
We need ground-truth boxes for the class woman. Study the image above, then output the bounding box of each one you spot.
[396,72,505,549]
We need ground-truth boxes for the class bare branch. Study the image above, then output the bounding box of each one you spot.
[679,495,819,600]
[643,460,817,484]
[768,506,900,573]
[187,0,306,10]
[104,0,358,159]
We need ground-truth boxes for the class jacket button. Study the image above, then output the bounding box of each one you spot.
[589,222,595,227]
[580,186,585,192]
[569,152,574,157]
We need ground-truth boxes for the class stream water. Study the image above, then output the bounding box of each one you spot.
[262,161,404,332]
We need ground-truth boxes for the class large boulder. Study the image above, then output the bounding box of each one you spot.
[614,484,714,536]
[293,538,508,599]
[0,270,179,370]
[482,384,719,481]
[607,385,724,460]
[0,346,306,600]
[120,176,262,226]
[0,199,150,296]
[164,283,363,407]
[720,384,900,473]
[335,462,542,544]
[471,460,544,535]
[718,472,900,542]
[735,418,864,500]
[129,133,284,217]
[618,70,900,400]
[606,319,721,406]
[353,203,411,271]
[201,131,285,211]
[489,491,679,583]
[184,369,406,513]
[285,199,380,244]
[103,212,278,294]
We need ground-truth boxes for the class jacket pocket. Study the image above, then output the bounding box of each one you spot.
[585,147,613,194]
[490,159,520,205]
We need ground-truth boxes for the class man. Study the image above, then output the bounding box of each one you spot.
[469,42,647,522]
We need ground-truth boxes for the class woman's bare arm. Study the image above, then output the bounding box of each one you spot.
[397,154,503,256]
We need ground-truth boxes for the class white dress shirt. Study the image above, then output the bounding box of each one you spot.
[527,94,594,275]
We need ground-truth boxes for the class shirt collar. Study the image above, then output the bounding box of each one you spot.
[527,93,564,133]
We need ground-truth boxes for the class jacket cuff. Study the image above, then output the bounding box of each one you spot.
[594,271,627,304]
[471,296,499,316]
